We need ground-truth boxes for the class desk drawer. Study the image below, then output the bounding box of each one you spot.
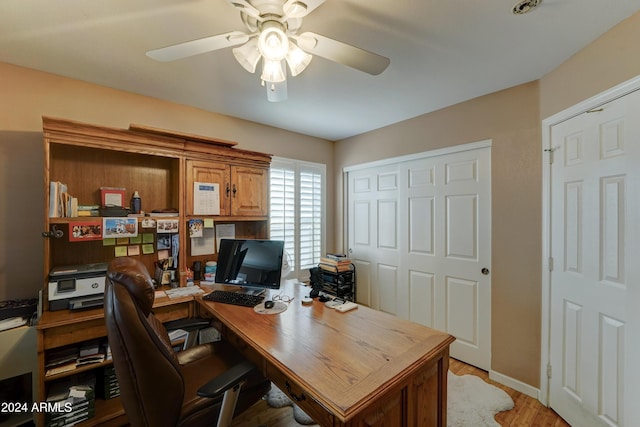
[154,301,191,322]
[265,363,334,427]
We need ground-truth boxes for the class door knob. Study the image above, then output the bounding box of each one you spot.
[481,268,490,275]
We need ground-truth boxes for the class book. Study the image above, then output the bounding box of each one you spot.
[76,353,105,366]
[77,204,100,217]
[49,181,69,218]
[320,257,351,265]
[325,253,348,261]
[79,340,101,357]
[46,360,78,376]
[77,205,100,211]
[46,346,79,368]
[319,262,353,272]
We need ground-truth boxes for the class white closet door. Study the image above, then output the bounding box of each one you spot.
[549,89,640,427]
[347,144,492,370]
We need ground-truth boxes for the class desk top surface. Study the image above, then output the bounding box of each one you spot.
[198,280,455,420]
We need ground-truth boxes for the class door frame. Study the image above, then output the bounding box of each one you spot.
[540,74,640,406]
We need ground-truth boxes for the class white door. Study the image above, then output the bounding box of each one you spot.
[347,143,492,370]
[548,88,640,426]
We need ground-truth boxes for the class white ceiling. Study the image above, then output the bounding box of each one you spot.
[1,0,639,140]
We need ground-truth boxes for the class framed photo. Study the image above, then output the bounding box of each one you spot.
[69,221,102,242]
[103,217,138,238]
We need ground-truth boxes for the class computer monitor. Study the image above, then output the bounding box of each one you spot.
[215,239,284,295]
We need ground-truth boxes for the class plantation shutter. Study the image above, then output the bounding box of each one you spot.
[270,165,296,269]
[299,169,322,270]
[270,158,325,279]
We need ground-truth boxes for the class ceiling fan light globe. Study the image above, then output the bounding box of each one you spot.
[283,1,307,18]
[232,38,261,73]
[258,22,289,61]
[286,43,312,76]
[261,59,286,83]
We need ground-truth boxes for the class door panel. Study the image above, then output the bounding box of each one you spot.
[446,194,477,259]
[549,88,640,426]
[348,144,491,369]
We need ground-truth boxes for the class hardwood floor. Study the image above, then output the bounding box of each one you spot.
[231,358,571,427]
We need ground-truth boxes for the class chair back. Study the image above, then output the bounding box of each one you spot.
[104,257,184,427]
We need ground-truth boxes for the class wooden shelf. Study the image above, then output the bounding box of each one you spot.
[39,117,273,426]
[77,396,126,427]
[44,360,113,382]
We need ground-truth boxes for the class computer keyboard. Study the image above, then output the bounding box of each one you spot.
[203,290,264,307]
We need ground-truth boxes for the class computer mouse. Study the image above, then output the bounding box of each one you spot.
[264,300,275,309]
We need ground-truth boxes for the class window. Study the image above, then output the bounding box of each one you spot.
[270,158,325,280]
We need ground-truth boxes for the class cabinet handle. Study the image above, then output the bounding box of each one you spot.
[285,380,306,402]
[226,184,230,197]
[232,184,237,198]
[42,225,64,238]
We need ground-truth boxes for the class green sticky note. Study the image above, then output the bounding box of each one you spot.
[142,244,155,255]
[103,238,116,246]
[142,233,154,243]
[115,246,128,257]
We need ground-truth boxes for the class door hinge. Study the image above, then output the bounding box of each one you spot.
[548,257,554,272]
[547,363,552,379]
[544,147,555,164]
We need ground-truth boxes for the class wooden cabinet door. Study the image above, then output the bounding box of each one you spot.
[230,165,268,216]
[186,160,230,215]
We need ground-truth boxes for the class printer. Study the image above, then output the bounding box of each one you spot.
[48,263,108,311]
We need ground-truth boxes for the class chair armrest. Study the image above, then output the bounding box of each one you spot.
[197,360,256,398]
[164,317,211,332]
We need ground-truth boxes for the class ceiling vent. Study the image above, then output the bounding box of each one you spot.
[512,0,541,15]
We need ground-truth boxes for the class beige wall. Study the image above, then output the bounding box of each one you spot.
[0,62,334,301]
[334,82,543,387]
[540,12,640,119]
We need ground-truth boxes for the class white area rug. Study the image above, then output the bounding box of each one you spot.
[265,384,316,425]
[447,371,514,427]
[266,372,514,426]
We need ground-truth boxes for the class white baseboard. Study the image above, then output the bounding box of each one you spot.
[489,369,540,400]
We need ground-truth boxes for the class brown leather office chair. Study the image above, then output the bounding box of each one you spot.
[104,257,270,427]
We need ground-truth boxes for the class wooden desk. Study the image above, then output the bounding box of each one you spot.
[197,281,455,426]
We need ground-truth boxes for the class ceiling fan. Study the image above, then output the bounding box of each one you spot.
[146,0,390,102]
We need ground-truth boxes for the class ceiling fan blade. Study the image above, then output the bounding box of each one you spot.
[265,80,288,102]
[283,0,326,18]
[146,31,249,62]
[296,32,390,75]
[224,0,261,19]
